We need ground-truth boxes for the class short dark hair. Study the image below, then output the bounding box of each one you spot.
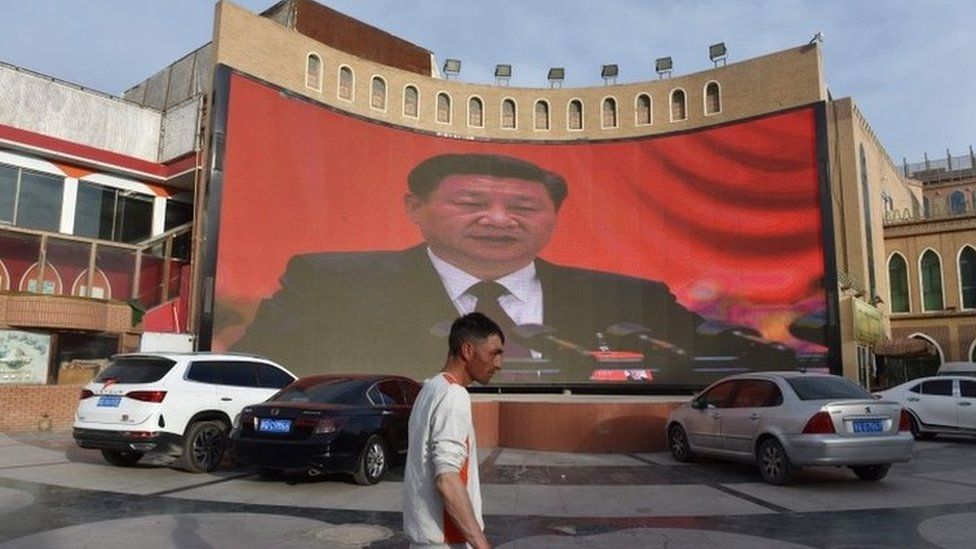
[408,153,569,209]
[448,312,505,357]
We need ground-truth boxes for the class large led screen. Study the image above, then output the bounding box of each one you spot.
[209,71,832,386]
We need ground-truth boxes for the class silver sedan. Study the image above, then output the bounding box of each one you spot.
[666,372,914,484]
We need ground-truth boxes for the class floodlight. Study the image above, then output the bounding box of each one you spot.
[655,57,672,79]
[442,58,461,78]
[494,64,512,86]
[547,67,565,88]
[600,64,618,85]
[709,42,727,66]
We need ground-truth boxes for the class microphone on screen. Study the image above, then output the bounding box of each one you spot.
[605,322,687,355]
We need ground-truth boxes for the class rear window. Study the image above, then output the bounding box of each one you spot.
[95,357,176,384]
[786,376,871,400]
[273,379,366,405]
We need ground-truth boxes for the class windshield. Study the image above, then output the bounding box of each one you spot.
[787,376,871,400]
[273,379,365,405]
[95,357,176,384]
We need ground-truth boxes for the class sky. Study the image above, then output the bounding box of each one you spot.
[0,0,973,164]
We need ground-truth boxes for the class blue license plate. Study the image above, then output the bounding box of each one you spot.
[97,395,121,408]
[853,420,883,433]
[258,419,292,433]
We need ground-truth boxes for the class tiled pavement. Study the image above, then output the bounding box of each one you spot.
[1,431,976,548]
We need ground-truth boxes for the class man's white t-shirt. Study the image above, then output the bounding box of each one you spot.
[403,373,482,547]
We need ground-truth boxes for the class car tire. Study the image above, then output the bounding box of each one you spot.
[757,438,794,485]
[100,448,144,467]
[179,420,227,473]
[668,424,695,463]
[908,414,935,440]
[850,464,890,481]
[353,435,388,485]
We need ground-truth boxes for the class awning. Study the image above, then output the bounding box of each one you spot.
[874,337,936,357]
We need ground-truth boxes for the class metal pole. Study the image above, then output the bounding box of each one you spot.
[87,242,97,297]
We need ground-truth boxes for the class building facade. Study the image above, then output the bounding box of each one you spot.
[0,0,968,427]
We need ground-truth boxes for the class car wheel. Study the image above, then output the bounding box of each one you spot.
[850,464,890,481]
[353,435,388,485]
[100,449,144,467]
[179,420,227,473]
[908,414,935,440]
[668,424,694,463]
[757,438,794,485]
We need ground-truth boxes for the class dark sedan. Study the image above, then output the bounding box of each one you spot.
[230,374,420,484]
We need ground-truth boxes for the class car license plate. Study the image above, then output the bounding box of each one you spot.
[853,420,883,433]
[258,419,292,433]
[97,395,122,408]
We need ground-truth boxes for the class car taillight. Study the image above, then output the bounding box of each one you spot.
[313,418,343,434]
[126,391,167,403]
[79,389,94,400]
[802,411,836,434]
[899,409,912,432]
[296,417,344,434]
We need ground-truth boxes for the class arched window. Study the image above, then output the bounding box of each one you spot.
[920,250,944,311]
[950,191,966,215]
[534,100,550,130]
[888,253,909,313]
[911,194,921,217]
[923,196,931,216]
[601,97,618,128]
[436,92,451,124]
[635,94,651,125]
[501,99,517,129]
[403,85,419,117]
[468,96,484,127]
[704,81,721,114]
[305,53,322,91]
[370,76,386,110]
[670,89,686,121]
[960,246,976,309]
[338,66,353,100]
[568,99,583,130]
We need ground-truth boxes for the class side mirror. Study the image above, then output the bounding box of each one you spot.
[691,399,706,410]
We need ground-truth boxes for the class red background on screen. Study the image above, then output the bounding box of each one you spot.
[214,73,826,351]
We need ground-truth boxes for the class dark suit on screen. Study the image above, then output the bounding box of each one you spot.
[232,245,782,382]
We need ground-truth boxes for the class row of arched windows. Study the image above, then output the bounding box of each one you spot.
[888,246,976,313]
[921,190,976,217]
[305,53,723,130]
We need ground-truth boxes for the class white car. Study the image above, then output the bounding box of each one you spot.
[73,352,296,472]
[666,372,914,484]
[875,375,976,439]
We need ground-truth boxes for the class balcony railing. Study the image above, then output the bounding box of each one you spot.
[0,223,192,312]
[883,203,976,225]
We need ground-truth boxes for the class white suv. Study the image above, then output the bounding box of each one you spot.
[73,352,296,472]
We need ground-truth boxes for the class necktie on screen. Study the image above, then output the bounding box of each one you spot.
[469,280,531,359]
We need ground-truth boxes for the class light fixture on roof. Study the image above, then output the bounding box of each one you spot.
[547,67,565,88]
[494,64,512,86]
[655,57,672,79]
[600,64,618,85]
[442,58,461,79]
[708,42,727,67]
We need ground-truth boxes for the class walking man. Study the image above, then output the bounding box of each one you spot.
[403,312,503,548]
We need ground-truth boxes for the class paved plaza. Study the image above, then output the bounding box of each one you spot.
[1,431,975,548]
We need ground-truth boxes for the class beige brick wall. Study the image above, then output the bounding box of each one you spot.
[214,1,825,142]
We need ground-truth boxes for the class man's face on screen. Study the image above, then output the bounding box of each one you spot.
[406,174,558,278]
